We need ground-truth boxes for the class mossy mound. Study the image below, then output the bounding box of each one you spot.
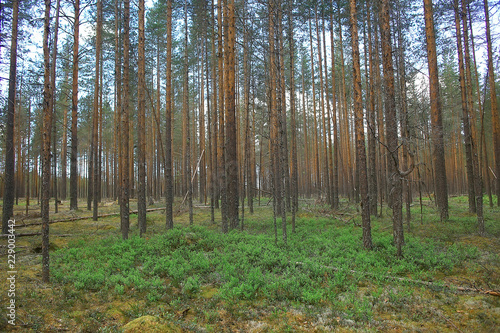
[122,315,181,333]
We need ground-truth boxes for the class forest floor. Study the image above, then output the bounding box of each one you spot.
[0,196,499,332]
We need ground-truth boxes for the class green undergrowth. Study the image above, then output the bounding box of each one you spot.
[52,216,479,319]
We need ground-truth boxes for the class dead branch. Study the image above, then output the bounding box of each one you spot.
[0,233,73,238]
[16,207,168,228]
[294,261,500,297]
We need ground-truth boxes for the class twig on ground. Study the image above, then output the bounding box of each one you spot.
[293,261,500,297]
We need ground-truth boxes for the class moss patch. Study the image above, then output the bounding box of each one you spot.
[122,315,181,333]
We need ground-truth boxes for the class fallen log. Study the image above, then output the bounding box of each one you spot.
[16,207,168,228]
[294,261,500,297]
[0,233,73,238]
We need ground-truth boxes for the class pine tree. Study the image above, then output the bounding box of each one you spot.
[2,0,19,234]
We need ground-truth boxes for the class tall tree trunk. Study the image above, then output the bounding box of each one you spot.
[225,0,239,230]
[373,18,386,216]
[468,4,492,208]
[423,0,449,220]
[329,11,339,209]
[381,0,404,256]
[277,0,287,243]
[483,0,500,206]
[70,0,80,211]
[365,3,377,216]
[453,0,475,215]
[218,0,228,232]
[52,119,58,214]
[182,0,193,225]
[210,0,218,222]
[315,9,331,207]
[301,70,311,198]
[41,0,53,283]
[60,70,69,200]
[337,2,353,200]
[2,0,19,234]
[92,0,102,221]
[350,0,372,250]
[137,0,146,235]
[242,0,250,226]
[121,0,131,239]
[26,100,31,216]
[114,0,121,202]
[395,1,412,229]
[200,41,207,205]
[288,0,298,232]
[268,0,279,244]
[308,18,321,198]
[155,43,161,200]
[322,15,334,211]
[461,0,484,234]
[165,0,173,230]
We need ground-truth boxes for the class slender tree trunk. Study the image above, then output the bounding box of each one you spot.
[200,41,207,205]
[329,12,339,209]
[225,0,239,230]
[242,0,250,226]
[483,0,500,206]
[165,0,173,230]
[210,0,218,222]
[322,15,334,211]
[92,0,102,221]
[424,0,449,220]
[2,0,19,234]
[41,0,53,283]
[337,2,353,200]
[70,0,80,211]
[454,0,475,215]
[53,118,58,214]
[289,0,298,233]
[218,0,228,232]
[365,3,377,216]
[26,100,31,216]
[98,50,103,202]
[315,9,330,207]
[182,0,193,225]
[461,0,484,234]
[301,70,311,198]
[248,25,255,215]
[155,43,161,200]
[277,0,287,243]
[381,0,404,256]
[467,4,492,208]
[137,0,146,235]
[350,0,372,250]
[268,0,279,244]
[395,2,412,229]
[373,18,386,216]
[60,70,69,200]
[121,0,131,239]
[308,19,321,198]
[114,0,121,202]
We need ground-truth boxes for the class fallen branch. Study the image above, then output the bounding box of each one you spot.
[16,207,167,228]
[432,307,464,333]
[294,261,500,297]
[0,233,73,238]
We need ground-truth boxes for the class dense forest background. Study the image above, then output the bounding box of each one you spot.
[1,0,499,239]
